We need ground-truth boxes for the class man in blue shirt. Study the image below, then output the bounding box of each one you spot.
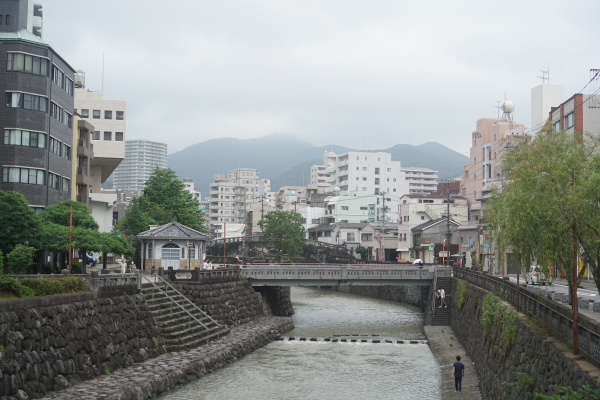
[452,355,465,393]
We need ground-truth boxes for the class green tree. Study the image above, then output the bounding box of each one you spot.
[141,168,206,231]
[486,129,600,355]
[6,244,36,274]
[115,197,152,238]
[258,210,305,259]
[38,200,99,230]
[0,191,40,256]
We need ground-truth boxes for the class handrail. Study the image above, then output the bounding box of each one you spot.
[141,274,225,342]
[431,270,438,317]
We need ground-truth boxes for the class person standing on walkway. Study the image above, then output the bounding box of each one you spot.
[439,288,447,308]
[452,355,465,393]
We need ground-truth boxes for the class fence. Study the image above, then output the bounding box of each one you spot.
[454,268,600,368]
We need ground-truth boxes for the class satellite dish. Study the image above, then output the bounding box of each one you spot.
[501,100,514,113]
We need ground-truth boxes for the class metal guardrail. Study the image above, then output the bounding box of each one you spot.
[142,273,224,341]
[454,268,600,369]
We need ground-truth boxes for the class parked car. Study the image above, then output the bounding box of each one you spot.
[85,255,97,266]
[526,266,552,285]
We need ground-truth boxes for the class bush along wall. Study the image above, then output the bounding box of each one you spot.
[451,280,600,400]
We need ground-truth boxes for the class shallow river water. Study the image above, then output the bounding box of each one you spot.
[159,287,441,400]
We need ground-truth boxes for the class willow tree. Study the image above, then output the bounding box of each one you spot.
[486,129,600,355]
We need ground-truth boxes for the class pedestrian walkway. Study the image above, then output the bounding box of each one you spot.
[425,326,483,400]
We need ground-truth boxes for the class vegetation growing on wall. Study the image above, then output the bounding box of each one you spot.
[455,280,467,309]
[481,292,519,353]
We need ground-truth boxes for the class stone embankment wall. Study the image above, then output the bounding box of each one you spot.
[0,287,165,399]
[332,284,430,310]
[452,281,600,399]
[0,280,295,400]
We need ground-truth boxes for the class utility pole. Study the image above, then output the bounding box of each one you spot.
[445,182,451,266]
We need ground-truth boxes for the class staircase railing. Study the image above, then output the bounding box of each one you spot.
[141,274,226,342]
[431,269,438,318]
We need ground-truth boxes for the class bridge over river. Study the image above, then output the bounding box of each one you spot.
[240,264,452,286]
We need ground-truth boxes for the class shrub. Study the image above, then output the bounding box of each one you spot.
[21,277,87,296]
[6,244,36,274]
[0,276,34,298]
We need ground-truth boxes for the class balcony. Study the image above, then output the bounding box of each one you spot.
[76,167,92,186]
[77,138,93,158]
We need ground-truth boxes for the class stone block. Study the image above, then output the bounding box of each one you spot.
[578,297,589,310]
[593,301,600,312]
[561,293,571,303]
[552,292,563,301]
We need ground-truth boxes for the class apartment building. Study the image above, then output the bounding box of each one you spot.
[0,0,75,209]
[549,93,600,139]
[396,194,468,263]
[207,168,266,238]
[112,139,167,193]
[310,151,409,197]
[74,70,126,193]
[401,167,438,194]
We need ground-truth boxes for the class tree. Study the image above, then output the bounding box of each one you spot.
[141,168,206,231]
[486,129,600,355]
[0,191,40,256]
[258,210,305,259]
[38,200,99,230]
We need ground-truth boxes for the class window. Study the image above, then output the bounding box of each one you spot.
[554,121,560,131]
[375,167,380,175]
[375,178,380,184]
[104,131,112,141]
[565,112,574,129]
[346,233,355,241]
[4,129,46,148]
[104,110,112,119]
[61,177,70,192]
[80,109,89,118]
[6,92,47,111]
[93,110,101,119]
[92,131,100,140]
[3,167,44,185]
[7,52,49,75]
[341,206,349,210]
[115,132,124,141]
[50,102,72,127]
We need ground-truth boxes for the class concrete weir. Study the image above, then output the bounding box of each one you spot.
[41,316,293,400]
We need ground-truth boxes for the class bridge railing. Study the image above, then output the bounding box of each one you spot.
[454,267,600,369]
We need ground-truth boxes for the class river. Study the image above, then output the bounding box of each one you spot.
[159,286,441,400]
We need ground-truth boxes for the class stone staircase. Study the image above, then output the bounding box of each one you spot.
[141,277,230,352]
[431,276,452,326]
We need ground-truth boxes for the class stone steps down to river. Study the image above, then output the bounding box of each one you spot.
[141,284,230,351]
[431,276,452,326]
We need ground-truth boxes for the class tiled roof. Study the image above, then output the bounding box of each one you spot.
[137,221,209,240]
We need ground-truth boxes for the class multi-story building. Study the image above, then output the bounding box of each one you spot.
[531,82,563,132]
[72,117,94,207]
[112,139,167,193]
[207,168,265,238]
[401,167,438,194]
[274,185,322,211]
[182,178,201,203]
[74,70,126,193]
[0,0,75,209]
[549,93,600,139]
[310,151,408,197]
[396,194,468,263]
[460,110,526,208]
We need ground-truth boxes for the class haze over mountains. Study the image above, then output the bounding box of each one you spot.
[167,134,469,196]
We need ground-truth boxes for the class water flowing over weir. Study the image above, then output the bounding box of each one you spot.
[159,287,441,400]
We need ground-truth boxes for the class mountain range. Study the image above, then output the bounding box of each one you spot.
[166,134,469,196]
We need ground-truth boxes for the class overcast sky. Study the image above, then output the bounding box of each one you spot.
[41,0,600,156]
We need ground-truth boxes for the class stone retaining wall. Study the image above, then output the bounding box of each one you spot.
[451,280,600,399]
[332,284,430,310]
[0,290,164,399]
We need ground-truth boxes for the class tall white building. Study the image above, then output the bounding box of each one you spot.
[310,151,409,197]
[112,139,168,192]
[74,70,126,193]
[401,167,438,194]
[207,168,266,238]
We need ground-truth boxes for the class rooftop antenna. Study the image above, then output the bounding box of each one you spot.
[538,68,549,84]
[494,100,502,118]
[590,69,600,109]
[102,53,105,92]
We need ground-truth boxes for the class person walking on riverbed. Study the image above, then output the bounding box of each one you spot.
[452,355,465,393]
